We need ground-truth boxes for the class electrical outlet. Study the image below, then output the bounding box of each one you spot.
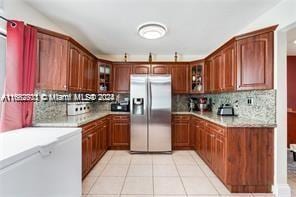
[247,97,254,106]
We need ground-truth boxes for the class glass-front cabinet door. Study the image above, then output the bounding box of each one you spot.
[98,61,112,93]
[190,60,204,94]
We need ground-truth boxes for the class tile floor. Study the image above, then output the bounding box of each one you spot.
[82,150,274,197]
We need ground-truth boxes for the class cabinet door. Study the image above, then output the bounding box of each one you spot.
[132,64,150,74]
[212,54,222,92]
[204,130,215,165]
[213,135,226,180]
[69,44,81,91]
[194,123,201,152]
[204,59,212,93]
[172,116,191,148]
[101,122,108,152]
[82,136,89,177]
[89,129,98,167]
[170,64,189,93]
[87,59,97,92]
[111,116,130,148]
[236,32,273,90]
[36,32,68,91]
[222,43,236,91]
[112,64,131,93]
[151,64,170,74]
[80,53,89,91]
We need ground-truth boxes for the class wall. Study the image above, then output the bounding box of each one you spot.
[0,0,65,34]
[288,56,296,110]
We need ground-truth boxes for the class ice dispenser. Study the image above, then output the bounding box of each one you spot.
[132,98,144,115]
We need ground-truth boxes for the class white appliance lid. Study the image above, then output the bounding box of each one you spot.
[0,127,81,169]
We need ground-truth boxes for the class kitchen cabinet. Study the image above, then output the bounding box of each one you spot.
[172,115,191,149]
[81,117,109,178]
[151,64,170,74]
[204,59,212,93]
[192,117,273,193]
[190,60,204,94]
[98,61,112,92]
[236,31,274,90]
[212,53,223,92]
[36,27,98,93]
[132,64,150,74]
[87,58,97,92]
[222,42,236,91]
[36,32,68,90]
[112,64,132,93]
[170,63,189,94]
[110,115,130,149]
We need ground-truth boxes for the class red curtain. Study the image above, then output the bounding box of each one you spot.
[0,21,37,132]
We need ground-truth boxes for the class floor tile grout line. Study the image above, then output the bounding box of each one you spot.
[85,150,113,195]
[119,151,132,195]
[173,150,189,197]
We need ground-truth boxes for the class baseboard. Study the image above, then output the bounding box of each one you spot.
[272,184,291,197]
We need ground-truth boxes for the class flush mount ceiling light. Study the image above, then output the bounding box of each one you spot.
[138,22,167,40]
[294,40,296,44]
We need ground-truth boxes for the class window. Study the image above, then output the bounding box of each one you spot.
[0,33,6,115]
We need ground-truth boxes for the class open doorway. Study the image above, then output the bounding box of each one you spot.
[287,26,296,195]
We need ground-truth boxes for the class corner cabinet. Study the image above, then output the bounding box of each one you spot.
[36,28,97,93]
[236,31,273,90]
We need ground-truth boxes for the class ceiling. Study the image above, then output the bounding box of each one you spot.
[24,0,282,58]
[287,27,296,56]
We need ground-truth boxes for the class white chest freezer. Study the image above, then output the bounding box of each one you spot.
[0,127,82,197]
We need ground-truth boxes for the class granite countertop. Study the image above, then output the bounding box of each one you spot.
[33,111,130,127]
[33,111,275,128]
[172,111,276,128]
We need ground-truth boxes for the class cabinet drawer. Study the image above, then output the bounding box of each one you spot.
[82,121,97,135]
[112,115,130,121]
[173,115,190,121]
[206,122,225,136]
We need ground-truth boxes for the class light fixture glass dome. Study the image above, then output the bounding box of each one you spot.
[138,22,167,40]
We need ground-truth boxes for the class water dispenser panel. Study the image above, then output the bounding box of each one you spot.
[132,98,144,115]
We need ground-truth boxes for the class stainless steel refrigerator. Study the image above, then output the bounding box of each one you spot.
[130,74,172,152]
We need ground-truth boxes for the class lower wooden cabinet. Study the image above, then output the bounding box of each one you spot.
[191,116,273,193]
[82,117,109,178]
[172,115,192,149]
[110,115,130,149]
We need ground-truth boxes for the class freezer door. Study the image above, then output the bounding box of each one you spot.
[130,75,148,152]
[148,75,172,152]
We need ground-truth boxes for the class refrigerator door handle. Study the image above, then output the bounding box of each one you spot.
[149,82,152,121]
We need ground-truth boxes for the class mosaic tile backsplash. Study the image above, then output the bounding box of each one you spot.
[173,90,276,123]
[34,90,276,123]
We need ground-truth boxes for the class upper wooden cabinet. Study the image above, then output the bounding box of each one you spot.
[190,60,204,94]
[236,31,274,90]
[98,61,112,93]
[151,64,170,74]
[35,27,98,93]
[221,42,236,92]
[112,63,132,93]
[170,63,189,94]
[205,26,276,93]
[212,53,223,92]
[36,32,69,91]
[132,64,150,74]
